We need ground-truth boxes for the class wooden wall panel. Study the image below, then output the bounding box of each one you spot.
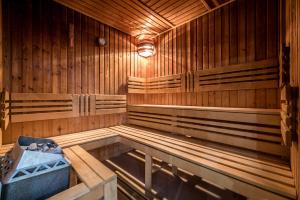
[0,0,3,146]
[284,0,300,196]
[143,0,279,109]
[2,0,147,144]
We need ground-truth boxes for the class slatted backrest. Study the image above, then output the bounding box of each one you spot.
[145,74,186,93]
[128,104,288,157]
[128,77,146,93]
[128,74,187,93]
[194,59,279,92]
[89,95,127,115]
[10,93,79,122]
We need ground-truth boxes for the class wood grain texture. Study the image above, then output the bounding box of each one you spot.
[144,0,279,109]
[127,104,287,156]
[53,0,232,36]
[283,0,300,196]
[0,0,3,93]
[2,0,144,144]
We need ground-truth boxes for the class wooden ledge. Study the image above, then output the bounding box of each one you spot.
[48,145,117,200]
[0,129,120,157]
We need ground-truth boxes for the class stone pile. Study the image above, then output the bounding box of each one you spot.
[22,142,62,154]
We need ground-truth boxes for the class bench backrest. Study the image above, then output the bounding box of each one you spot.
[194,59,279,92]
[128,74,188,94]
[89,95,127,115]
[1,93,127,124]
[10,93,79,123]
[128,104,287,157]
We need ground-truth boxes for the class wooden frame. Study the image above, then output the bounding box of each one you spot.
[194,59,279,92]
[48,145,117,200]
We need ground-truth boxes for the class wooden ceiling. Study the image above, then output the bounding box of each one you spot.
[55,0,232,36]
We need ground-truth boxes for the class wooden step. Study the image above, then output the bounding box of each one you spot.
[109,125,296,200]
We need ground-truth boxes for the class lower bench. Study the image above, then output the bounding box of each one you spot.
[109,125,296,200]
[0,128,120,157]
[48,145,117,200]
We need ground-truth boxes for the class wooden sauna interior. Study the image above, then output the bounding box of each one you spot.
[0,0,300,199]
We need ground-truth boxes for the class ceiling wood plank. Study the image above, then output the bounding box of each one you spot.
[127,0,175,27]
[54,0,132,34]
[54,0,233,36]
[158,0,236,36]
[158,0,192,16]
[165,0,203,19]
[109,0,167,34]
[201,0,211,10]
[212,0,220,6]
[102,0,163,34]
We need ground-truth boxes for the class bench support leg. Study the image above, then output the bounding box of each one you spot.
[69,168,78,187]
[145,154,152,197]
[104,177,117,200]
[171,165,178,176]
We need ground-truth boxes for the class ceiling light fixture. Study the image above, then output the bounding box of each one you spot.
[137,38,155,58]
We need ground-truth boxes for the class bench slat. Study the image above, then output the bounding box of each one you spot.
[47,183,90,200]
[71,145,116,182]
[64,148,103,189]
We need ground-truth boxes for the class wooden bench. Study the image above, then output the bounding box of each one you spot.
[0,128,120,157]
[127,104,288,157]
[48,145,117,200]
[109,125,296,200]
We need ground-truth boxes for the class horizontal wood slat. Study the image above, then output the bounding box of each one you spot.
[128,77,147,94]
[128,74,187,93]
[194,59,279,91]
[90,95,127,115]
[127,104,287,156]
[9,93,80,123]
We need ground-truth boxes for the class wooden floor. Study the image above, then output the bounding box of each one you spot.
[104,150,247,200]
